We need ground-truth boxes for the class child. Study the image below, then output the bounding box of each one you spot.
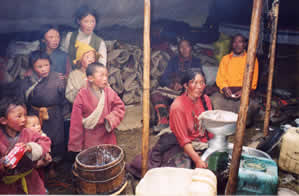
[25,115,52,178]
[68,63,125,154]
[0,96,51,194]
[65,41,99,103]
[20,50,66,178]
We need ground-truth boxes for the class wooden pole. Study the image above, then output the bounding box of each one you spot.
[263,0,280,137]
[141,0,151,177]
[225,0,263,194]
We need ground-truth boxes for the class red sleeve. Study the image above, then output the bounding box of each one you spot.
[104,88,125,130]
[169,107,191,147]
[68,91,84,152]
[31,130,51,156]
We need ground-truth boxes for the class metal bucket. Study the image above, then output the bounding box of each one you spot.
[72,144,126,194]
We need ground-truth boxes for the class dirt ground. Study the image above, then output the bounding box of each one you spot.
[46,125,299,195]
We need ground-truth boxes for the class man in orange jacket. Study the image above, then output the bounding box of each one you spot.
[210,34,259,126]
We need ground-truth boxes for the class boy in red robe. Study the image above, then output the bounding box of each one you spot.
[0,96,51,194]
[68,63,125,155]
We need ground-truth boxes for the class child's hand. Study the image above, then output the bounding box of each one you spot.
[25,144,32,153]
[44,153,52,163]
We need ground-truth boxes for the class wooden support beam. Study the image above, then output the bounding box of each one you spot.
[141,0,151,177]
[263,0,280,137]
[225,0,263,194]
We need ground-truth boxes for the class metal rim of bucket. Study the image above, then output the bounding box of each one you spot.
[75,144,124,170]
[72,161,126,183]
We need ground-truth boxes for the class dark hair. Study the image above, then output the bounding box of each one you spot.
[181,68,206,86]
[39,25,60,51]
[86,62,106,76]
[178,39,193,49]
[74,5,98,26]
[182,69,208,110]
[29,50,52,68]
[0,96,25,118]
[232,33,246,43]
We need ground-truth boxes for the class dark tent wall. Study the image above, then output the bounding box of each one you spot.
[0,0,212,33]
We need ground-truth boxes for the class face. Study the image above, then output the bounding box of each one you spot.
[232,35,246,55]
[25,116,41,133]
[33,58,50,78]
[90,67,108,89]
[1,105,27,133]
[79,14,96,35]
[179,40,192,59]
[185,74,206,100]
[44,29,60,50]
[81,50,96,69]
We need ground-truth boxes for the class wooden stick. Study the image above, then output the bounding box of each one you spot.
[225,0,263,194]
[141,0,151,178]
[263,0,280,137]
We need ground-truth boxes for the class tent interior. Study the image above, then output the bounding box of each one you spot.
[0,0,298,94]
[0,0,298,194]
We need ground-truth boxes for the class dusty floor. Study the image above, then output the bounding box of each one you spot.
[46,125,299,195]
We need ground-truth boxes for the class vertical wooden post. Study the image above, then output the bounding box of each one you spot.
[263,0,280,137]
[225,0,263,194]
[141,0,151,177]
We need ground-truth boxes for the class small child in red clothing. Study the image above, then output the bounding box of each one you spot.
[25,115,52,179]
[0,96,51,194]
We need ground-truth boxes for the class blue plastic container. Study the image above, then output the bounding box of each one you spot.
[236,154,278,195]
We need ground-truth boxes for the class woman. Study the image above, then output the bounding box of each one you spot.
[40,25,71,78]
[127,69,213,178]
[20,51,66,177]
[61,5,107,68]
[152,39,203,132]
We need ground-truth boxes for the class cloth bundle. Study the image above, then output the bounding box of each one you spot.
[106,40,170,105]
[4,55,30,83]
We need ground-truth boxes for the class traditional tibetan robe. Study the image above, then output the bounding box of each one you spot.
[68,85,125,152]
[127,93,213,179]
[0,128,51,194]
[169,93,213,147]
[49,49,71,77]
[20,72,66,161]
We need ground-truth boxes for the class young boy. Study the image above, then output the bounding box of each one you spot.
[25,115,52,178]
[0,96,51,194]
[68,63,125,154]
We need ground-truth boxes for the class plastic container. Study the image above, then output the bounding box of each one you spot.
[237,154,278,195]
[279,127,299,175]
[136,167,217,196]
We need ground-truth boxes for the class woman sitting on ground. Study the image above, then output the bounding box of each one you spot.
[127,69,213,178]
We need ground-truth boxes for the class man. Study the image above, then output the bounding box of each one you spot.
[210,34,259,126]
[151,39,202,132]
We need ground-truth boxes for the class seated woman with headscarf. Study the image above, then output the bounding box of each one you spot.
[127,69,213,178]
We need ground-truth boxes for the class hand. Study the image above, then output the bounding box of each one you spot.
[44,153,52,162]
[195,159,208,168]
[233,89,242,99]
[25,144,32,153]
[223,87,233,98]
